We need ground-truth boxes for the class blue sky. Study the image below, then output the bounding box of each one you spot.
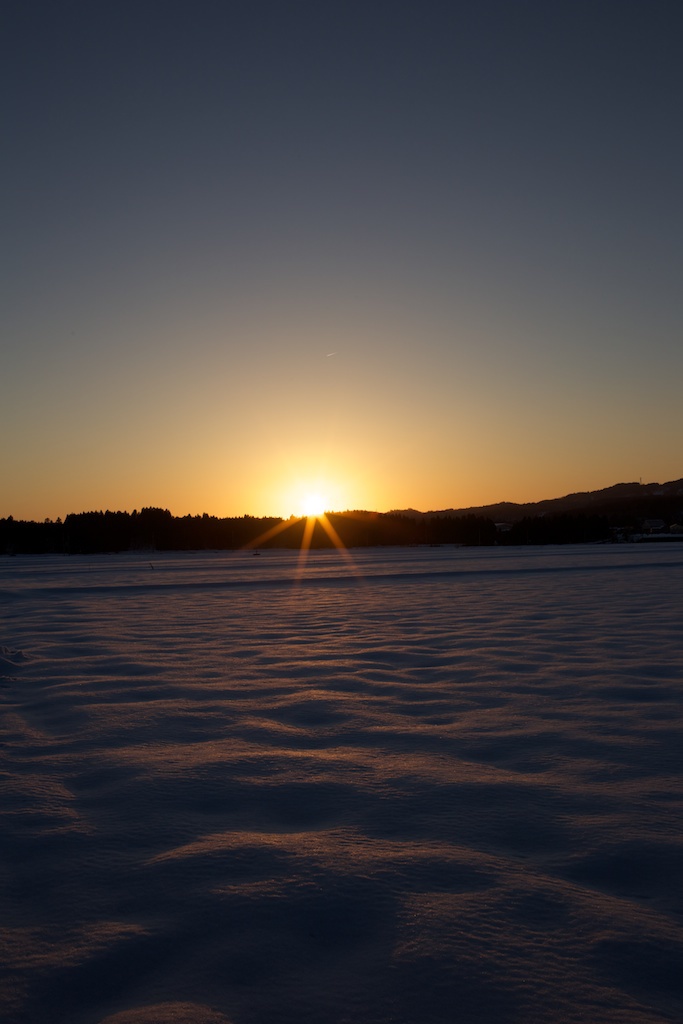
[3,0,682,519]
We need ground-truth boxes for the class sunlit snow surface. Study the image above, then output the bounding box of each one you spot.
[2,544,683,1024]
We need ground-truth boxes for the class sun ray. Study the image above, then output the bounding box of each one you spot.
[295,513,317,578]
[317,513,348,553]
[242,517,296,550]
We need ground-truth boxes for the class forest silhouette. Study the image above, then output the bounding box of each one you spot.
[0,507,615,555]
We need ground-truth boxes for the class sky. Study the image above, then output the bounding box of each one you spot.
[3,0,682,521]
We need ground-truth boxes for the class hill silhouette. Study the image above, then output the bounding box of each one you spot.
[393,478,683,525]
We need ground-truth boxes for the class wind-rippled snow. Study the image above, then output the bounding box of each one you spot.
[2,545,683,1024]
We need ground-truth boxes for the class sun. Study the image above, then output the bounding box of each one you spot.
[300,492,327,518]
[272,474,347,520]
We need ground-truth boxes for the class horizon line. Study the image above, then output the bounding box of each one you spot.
[3,476,680,526]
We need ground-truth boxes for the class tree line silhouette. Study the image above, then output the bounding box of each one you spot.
[1,507,612,555]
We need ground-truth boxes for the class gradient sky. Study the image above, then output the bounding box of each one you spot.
[3,0,682,520]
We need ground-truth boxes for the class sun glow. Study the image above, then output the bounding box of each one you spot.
[301,492,327,518]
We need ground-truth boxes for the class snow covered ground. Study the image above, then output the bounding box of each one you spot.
[2,544,683,1024]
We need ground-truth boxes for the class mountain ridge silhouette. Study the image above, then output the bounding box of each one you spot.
[390,478,683,523]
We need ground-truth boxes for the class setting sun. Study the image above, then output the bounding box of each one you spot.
[301,493,327,518]
[274,474,349,520]
[252,464,370,523]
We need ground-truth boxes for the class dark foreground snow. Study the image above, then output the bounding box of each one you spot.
[2,544,683,1024]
